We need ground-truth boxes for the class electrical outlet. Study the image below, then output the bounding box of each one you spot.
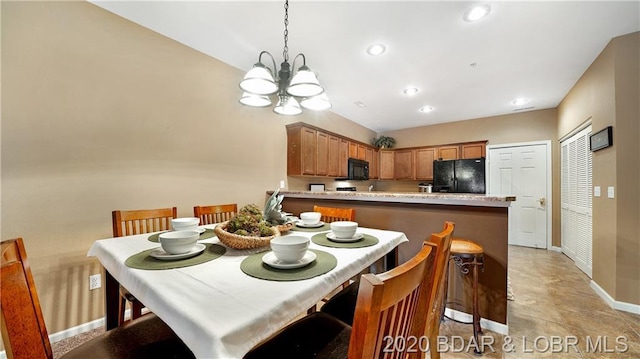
[89,274,102,290]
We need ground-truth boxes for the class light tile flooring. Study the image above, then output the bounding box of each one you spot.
[52,245,640,358]
[439,245,640,358]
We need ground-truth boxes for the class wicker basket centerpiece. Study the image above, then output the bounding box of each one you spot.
[213,204,280,250]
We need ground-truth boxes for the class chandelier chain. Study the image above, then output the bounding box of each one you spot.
[283,0,289,62]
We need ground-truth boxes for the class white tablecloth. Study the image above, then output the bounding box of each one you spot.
[88,226,408,358]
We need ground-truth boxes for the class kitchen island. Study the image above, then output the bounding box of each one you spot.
[274,190,515,332]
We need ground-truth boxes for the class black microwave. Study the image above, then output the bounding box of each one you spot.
[347,158,369,181]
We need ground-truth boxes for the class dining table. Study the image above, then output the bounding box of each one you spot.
[87,223,409,358]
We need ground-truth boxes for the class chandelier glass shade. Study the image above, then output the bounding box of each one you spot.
[238,0,330,115]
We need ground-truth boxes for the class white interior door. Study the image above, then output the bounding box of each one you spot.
[488,143,549,248]
[561,125,593,277]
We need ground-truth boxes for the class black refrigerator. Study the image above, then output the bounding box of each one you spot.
[433,158,486,193]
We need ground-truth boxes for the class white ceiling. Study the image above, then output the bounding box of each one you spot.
[90,1,639,133]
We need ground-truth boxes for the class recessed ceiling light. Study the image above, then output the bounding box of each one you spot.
[403,87,419,95]
[463,4,491,22]
[354,101,367,108]
[511,98,529,106]
[366,44,386,56]
[419,106,434,113]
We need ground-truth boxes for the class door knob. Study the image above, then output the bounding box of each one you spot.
[538,197,546,206]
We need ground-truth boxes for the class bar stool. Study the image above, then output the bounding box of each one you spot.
[444,237,484,354]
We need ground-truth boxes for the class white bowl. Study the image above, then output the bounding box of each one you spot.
[270,235,310,263]
[330,221,358,239]
[158,230,200,254]
[171,217,200,231]
[300,212,322,225]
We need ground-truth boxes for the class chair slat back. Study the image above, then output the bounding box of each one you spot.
[193,204,238,225]
[348,237,437,359]
[1,238,54,359]
[312,205,356,223]
[425,222,455,333]
[112,207,177,237]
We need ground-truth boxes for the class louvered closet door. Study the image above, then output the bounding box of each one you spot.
[561,125,593,278]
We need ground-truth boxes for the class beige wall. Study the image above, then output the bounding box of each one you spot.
[558,32,639,305]
[0,1,374,334]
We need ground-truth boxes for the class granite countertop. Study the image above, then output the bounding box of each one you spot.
[272,190,516,207]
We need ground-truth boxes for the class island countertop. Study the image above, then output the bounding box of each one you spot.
[273,190,515,207]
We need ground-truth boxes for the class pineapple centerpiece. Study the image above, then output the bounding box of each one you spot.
[262,188,296,232]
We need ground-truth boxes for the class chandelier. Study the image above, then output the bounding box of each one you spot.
[238,0,330,115]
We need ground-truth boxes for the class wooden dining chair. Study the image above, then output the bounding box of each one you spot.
[244,228,445,359]
[312,205,356,223]
[1,237,195,359]
[112,206,177,325]
[193,203,237,225]
[317,221,455,359]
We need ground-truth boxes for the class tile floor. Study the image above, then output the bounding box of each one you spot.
[438,245,640,358]
[52,245,640,358]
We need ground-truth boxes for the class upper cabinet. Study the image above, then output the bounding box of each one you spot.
[415,147,436,180]
[287,125,317,176]
[461,142,486,159]
[379,150,395,180]
[437,145,459,160]
[378,141,487,180]
[286,122,377,178]
[287,122,486,181]
[394,150,414,179]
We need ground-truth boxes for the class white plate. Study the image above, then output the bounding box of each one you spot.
[196,228,206,234]
[326,232,365,243]
[149,243,206,261]
[295,221,325,228]
[262,251,317,269]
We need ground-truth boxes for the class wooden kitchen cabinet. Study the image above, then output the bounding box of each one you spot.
[371,149,379,179]
[357,144,367,160]
[438,145,460,160]
[287,122,378,178]
[339,139,349,177]
[364,147,377,179]
[415,147,436,180]
[379,150,395,180]
[348,142,358,159]
[287,125,317,176]
[316,132,329,176]
[327,135,340,177]
[461,142,486,159]
[394,150,414,179]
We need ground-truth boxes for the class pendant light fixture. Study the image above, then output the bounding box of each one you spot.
[239,0,330,115]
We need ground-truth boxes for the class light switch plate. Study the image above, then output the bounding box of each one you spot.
[607,186,615,198]
[594,186,601,197]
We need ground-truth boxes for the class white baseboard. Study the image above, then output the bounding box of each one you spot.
[444,308,509,335]
[549,246,563,252]
[590,280,640,314]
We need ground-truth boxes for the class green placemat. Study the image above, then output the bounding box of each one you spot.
[240,249,337,281]
[311,232,379,248]
[125,243,226,270]
[291,223,331,232]
[147,228,216,243]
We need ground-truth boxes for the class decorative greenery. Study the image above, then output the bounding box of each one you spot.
[226,204,275,237]
[373,135,396,149]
